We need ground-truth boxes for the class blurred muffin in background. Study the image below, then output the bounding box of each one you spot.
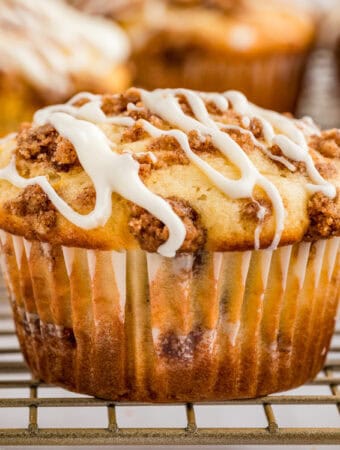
[69,0,146,23]
[0,0,131,136]
[126,0,315,112]
[317,2,340,76]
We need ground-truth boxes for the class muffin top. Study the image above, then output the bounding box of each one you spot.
[0,0,130,100]
[72,0,241,15]
[0,87,338,256]
[69,0,146,21]
[128,0,315,55]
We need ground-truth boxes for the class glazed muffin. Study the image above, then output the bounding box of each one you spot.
[319,5,340,77]
[0,87,338,402]
[126,0,315,112]
[69,0,146,22]
[0,0,130,137]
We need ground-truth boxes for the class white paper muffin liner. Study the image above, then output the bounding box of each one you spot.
[0,231,339,401]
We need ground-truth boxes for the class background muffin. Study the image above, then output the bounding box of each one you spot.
[122,0,315,112]
[0,0,131,136]
[0,88,338,401]
[69,0,146,23]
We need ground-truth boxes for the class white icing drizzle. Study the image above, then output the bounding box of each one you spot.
[220,124,296,171]
[0,88,337,256]
[0,0,130,95]
[1,113,186,258]
[224,91,335,198]
[140,88,286,250]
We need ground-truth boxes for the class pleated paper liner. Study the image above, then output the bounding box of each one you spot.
[0,231,339,402]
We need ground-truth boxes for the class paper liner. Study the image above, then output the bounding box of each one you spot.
[0,231,339,401]
[133,51,309,112]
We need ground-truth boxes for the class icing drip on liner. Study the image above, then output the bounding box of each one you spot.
[0,88,336,257]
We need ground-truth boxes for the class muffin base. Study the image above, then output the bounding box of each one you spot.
[0,232,339,402]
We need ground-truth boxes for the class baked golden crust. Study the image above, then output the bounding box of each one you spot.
[0,88,339,252]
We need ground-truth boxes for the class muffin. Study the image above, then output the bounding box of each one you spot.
[0,87,338,402]
[319,5,340,78]
[125,0,315,112]
[0,0,130,137]
[69,0,146,23]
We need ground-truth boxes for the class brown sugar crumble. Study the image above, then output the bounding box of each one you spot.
[100,89,142,116]
[4,185,57,233]
[223,127,258,155]
[305,192,340,241]
[249,118,264,139]
[16,124,79,171]
[188,130,218,154]
[128,197,206,253]
[75,185,96,213]
[309,130,340,159]
[241,198,272,223]
[146,135,190,168]
[121,122,149,143]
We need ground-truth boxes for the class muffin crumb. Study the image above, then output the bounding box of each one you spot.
[4,185,57,232]
[188,130,218,154]
[309,130,340,159]
[101,89,142,117]
[305,192,340,240]
[147,135,190,166]
[249,118,264,139]
[16,124,79,171]
[241,198,272,222]
[121,122,149,143]
[128,197,206,253]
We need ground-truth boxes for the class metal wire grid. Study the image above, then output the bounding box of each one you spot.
[0,48,339,446]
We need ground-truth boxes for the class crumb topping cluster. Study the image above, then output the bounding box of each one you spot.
[128,197,206,253]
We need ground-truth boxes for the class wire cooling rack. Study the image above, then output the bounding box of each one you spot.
[0,48,339,446]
